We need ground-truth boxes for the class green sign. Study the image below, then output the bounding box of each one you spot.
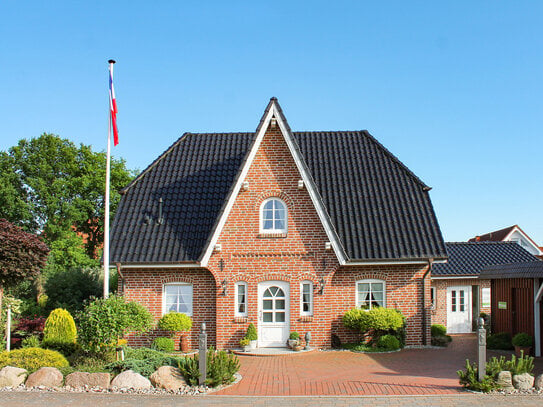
[498,301,507,310]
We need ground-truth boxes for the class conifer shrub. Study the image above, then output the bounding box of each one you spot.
[377,334,400,351]
[0,347,69,372]
[42,308,77,347]
[152,337,175,352]
[245,323,257,341]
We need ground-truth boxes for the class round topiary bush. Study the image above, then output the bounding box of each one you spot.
[152,337,175,352]
[42,308,77,346]
[377,334,400,351]
[431,324,447,337]
[512,332,533,347]
[0,347,69,372]
[158,312,192,334]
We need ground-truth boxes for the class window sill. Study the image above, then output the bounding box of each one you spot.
[299,315,313,322]
[257,233,287,239]
[233,316,249,323]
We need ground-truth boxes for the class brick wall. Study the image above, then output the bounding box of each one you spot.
[121,121,432,349]
[431,278,491,330]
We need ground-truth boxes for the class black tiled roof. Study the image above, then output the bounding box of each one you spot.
[480,260,543,279]
[110,100,447,263]
[432,242,538,277]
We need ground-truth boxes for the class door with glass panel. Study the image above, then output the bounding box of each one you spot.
[446,286,471,333]
[258,281,290,347]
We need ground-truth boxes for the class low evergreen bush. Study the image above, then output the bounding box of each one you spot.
[457,360,497,392]
[431,324,447,337]
[487,332,513,350]
[0,347,69,372]
[377,334,400,351]
[245,323,257,341]
[512,332,533,347]
[158,312,192,334]
[152,337,175,352]
[178,348,240,387]
[21,335,41,348]
[289,332,300,340]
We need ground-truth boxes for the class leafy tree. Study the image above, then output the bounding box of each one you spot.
[0,219,49,315]
[0,133,134,258]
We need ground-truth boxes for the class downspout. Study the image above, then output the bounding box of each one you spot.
[116,263,125,294]
[422,259,434,345]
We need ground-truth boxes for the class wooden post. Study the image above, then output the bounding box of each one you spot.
[198,322,207,386]
[477,317,486,381]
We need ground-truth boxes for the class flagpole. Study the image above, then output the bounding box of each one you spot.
[104,59,115,298]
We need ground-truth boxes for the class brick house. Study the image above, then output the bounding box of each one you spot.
[110,98,447,350]
[431,242,538,334]
[469,225,543,258]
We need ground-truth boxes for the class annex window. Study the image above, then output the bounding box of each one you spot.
[430,287,436,309]
[163,283,193,316]
[300,281,313,316]
[356,279,385,309]
[235,281,248,317]
[260,198,287,234]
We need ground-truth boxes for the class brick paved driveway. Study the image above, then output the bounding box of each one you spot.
[214,334,543,396]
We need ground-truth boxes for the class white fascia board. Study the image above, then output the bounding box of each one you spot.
[199,106,276,267]
[272,104,347,265]
[431,275,479,280]
[120,263,200,269]
[504,227,543,255]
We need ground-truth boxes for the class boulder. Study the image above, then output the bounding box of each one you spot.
[496,370,514,391]
[150,366,187,391]
[25,367,63,388]
[0,366,28,387]
[110,370,151,389]
[534,374,543,390]
[65,372,111,389]
[512,373,534,391]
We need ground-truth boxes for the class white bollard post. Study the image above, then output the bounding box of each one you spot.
[477,317,486,381]
[6,305,11,352]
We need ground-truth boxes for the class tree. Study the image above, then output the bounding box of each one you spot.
[0,133,134,258]
[0,219,49,315]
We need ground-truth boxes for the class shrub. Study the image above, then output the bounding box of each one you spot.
[343,307,404,333]
[289,332,300,340]
[486,354,534,377]
[245,323,257,341]
[178,356,200,386]
[77,295,153,352]
[21,335,41,348]
[487,332,513,350]
[0,347,69,372]
[152,337,175,352]
[206,348,240,387]
[457,360,497,392]
[431,324,447,337]
[512,332,533,347]
[157,312,192,334]
[106,349,184,378]
[431,334,452,347]
[342,308,366,331]
[377,334,400,351]
[15,316,46,337]
[239,338,250,346]
[42,308,77,347]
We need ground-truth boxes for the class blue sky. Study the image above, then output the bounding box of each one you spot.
[1,1,542,244]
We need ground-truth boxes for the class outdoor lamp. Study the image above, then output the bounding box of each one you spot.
[221,279,228,296]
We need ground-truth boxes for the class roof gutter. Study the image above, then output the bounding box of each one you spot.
[344,257,447,266]
[118,262,201,269]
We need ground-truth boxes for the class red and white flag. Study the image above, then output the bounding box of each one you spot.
[109,63,119,146]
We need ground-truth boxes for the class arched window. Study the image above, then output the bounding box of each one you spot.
[356,279,385,310]
[260,198,287,234]
[163,283,193,316]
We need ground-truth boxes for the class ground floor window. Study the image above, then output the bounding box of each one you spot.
[356,279,385,309]
[300,281,313,316]
[431,287,436,309]
[235,281,248,316]
[163,283,193,315]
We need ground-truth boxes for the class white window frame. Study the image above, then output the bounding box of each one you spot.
[235,281,248,317]
[300,280,313,316]
[259,198,288,234]
[356,279,386,309]
[163,283,193,316]
[430,286,436,310]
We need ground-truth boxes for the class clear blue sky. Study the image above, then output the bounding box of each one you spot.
[1,1,542,244]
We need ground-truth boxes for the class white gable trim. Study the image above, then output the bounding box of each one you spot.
[199,101,347,267]
[503,226,543,255]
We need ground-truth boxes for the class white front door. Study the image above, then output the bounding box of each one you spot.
[258,281,290,347]
[446,286,472,333]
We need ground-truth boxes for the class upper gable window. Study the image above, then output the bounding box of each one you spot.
[260,198,287,234]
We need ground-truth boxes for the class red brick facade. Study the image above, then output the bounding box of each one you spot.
[122,123,432,349]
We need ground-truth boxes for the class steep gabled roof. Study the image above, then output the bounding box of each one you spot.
[468,225,517,242]
[110,98,447,264]
[432,242,538,277]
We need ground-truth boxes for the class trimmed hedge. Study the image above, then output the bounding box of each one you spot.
[158,312,192,333]
[342,307,404,332]
[431,324,446,337]
[377,334,400,351]
[0,347,69,372]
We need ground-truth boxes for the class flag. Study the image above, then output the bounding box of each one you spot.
[109,62,119,146]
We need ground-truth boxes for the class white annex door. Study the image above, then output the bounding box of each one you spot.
[258,281,290,347]
[446,286,472,333]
